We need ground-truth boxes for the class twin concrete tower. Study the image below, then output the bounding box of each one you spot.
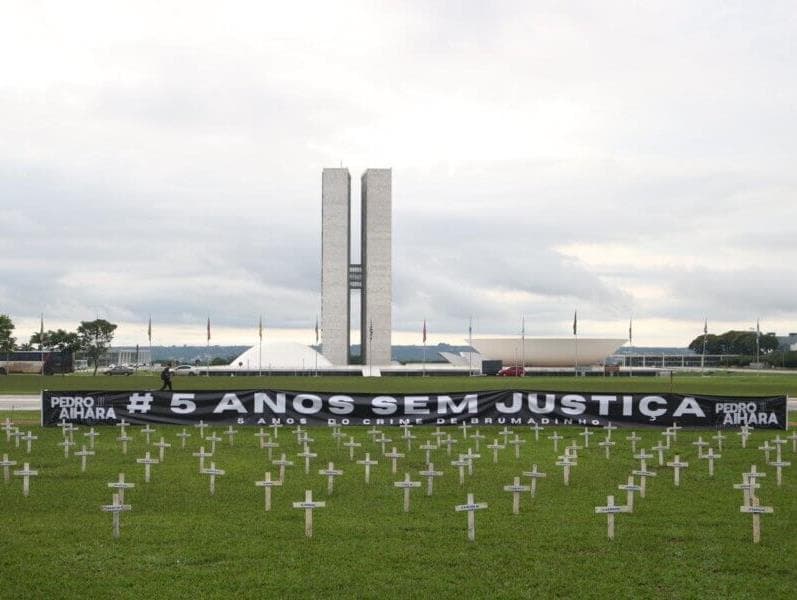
[321,168,392,366]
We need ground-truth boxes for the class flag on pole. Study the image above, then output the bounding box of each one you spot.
[629,318,633,345]
[369,320,374,342]
[573,311,578,336]
[147,316,152,343]
[521,315,525,337]
[39,314,44,350]
[207,318,211,343]
[258,316,263,341]
[315,316,319,344]
[422,319,427,344]
[756,319,760,338]
[468,316,472,338]
[703,319,708,335]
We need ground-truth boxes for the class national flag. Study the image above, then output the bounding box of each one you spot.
[628,318,633,345]
[521,315,525,337]
[369,320,374,342]
[207,317,211,343]
[147,316,152,343]
[468,316,472,338]
[703,319,708,336]
[573,311,578,336]
[258,316,263,341]
[756,319,760,338]
[315,316,319,344]
[422,319,427,344]
[39,314,44,350]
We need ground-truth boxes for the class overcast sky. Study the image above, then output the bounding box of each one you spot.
[2,1,796,347]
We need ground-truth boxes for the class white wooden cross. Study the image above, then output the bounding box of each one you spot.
[254,471,282,511]
[270,423,283,438]
[376,434,392,455]
[666,454,689,487]
[154,437,171,462]
[579,427,594,448]
[141,425,156,445]
[768,458,791,487]
[254,427,270,448]
[459,422,471,439]
[343,436,361,461]
[116,433,132,455]
[737,425,752,449]
[319,462,344,495]
[331,426,344,449]
[224,426,238,446]
[740,496,773,543]
[101,493,132,539]
[712,431,726,452]
[602,422,618,440]
[293,490,326,538]
[454,493,488,542]
[14,462,38,497]
[385,447,405,475]
[205,432,222,454]
[75,445,95,472]
[356,453,379,484]
[692,436,709,458]
[487,439,505,464]
[462,448,480,475]
[598,437,615,459]
[297,433,315,446]
[403,430,417,452]
[701,447,721,477]
[566,441,582,459]
[1,418,15,442]
[11,428,24,449]
[394,473,422,512]
[431,427,447,442]
[788,431,797,453]
[626,432,642,454]
[632,449,656,497]
[262,436,279,461]
[136,451,159,483]
[498,427,514,445]
[440,435,458,456]
[192,446,212,473]
[733,474,760,508]
[83,428,100,449]
[273,453,294,482]
[61,422,79,442]
[21,431,38,454]
[556,456,576,486]
[174,428,190,449]
[529,423,544,441]
[508,435,526,460]
[521,464,547,497]
[651,441,667,466]
[201,461,225,495]
[548,432,563,453]
[771,435,786,462]
[108,472,135,504]
[297,444,317,475]
[470,430,485,452]
[1,453,17,483]
[451,455,469,485]
[419,463,443,496]
[420,441,438,464]
[58,438,75,458]
[618,475,642,512]
[661,429,676,449]
[366,426,382,439]
[503,476,531,514]
[669,421,682,441]
[195,419,208,439]
[595,494,630,540]
[115,418,130,436]
[293,425,305,440]
[758,441,773,464]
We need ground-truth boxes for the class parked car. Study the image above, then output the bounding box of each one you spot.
[105,365,135,376]
[172,364,199,376]
[497,366,525,377]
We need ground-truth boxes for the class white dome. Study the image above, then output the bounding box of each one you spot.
[470,337,626,367]
[230,342,332,369]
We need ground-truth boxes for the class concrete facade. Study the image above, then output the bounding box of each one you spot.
[320,167,392,366]
[321,168,351,365]
[361,169,392,366]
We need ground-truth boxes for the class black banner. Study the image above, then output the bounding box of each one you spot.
[42,390,788,429]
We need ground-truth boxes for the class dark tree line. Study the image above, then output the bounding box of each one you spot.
[688,330,780,356]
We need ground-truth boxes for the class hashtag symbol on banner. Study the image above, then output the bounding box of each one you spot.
[127,393,154,414]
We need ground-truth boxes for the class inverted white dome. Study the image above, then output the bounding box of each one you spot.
[470,337,626,367]
[230,342,332,369]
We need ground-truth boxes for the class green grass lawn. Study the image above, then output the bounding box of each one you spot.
[3,372,797,396]
[1,420,795,598]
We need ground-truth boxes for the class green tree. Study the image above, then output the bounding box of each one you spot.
[29,330,52,349]
[48,329,82,355]
[77,319,117,375]
[0,314,15,359]
[688,330,781,360]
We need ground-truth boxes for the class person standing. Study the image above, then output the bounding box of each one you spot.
[159,364,173,391]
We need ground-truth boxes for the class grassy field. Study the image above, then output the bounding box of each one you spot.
[1,418,795,598]
[3,371,797,396]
